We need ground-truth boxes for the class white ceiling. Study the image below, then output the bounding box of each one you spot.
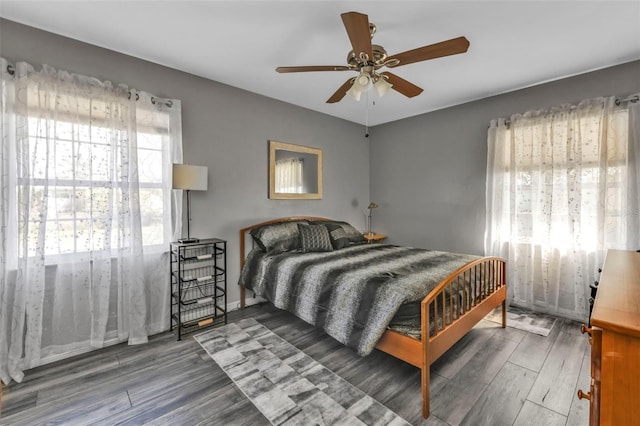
[1,1,639,126]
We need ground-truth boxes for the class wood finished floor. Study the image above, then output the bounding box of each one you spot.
[0,304,590,426]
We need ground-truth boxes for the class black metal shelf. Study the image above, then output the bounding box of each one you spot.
[171,284,226,306]
[172,313,226,336]
[170,238,227,340]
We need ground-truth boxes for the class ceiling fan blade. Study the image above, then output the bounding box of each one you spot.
[381,72,423,98]
[341,12,373,62]
[387,36,470,67]
[326,78,355,103]
[276,65,351,73]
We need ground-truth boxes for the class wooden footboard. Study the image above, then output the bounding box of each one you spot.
[238,217,507,420]
[376,256,507,418]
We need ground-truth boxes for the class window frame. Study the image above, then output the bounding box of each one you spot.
[16,113,172,261]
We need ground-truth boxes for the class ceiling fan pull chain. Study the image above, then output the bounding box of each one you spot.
[365,90,370,138]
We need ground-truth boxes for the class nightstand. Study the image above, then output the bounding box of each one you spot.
[363,233,386,243]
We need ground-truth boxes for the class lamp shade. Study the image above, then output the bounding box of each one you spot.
[172,164,208,191]
[346,84,363,101]
[355,73,372,90]
[374,78,393,97]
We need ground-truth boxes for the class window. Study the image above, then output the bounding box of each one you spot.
[485,96,637,320]
[135,128,168,247]
[17,102,173,258]
[503,108,629,252]
[1,59,183,383]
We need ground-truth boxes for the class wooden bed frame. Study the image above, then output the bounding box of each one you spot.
[239,217,507,419]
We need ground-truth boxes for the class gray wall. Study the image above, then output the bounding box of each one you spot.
[370,60,640,255]
[0,19,370,306]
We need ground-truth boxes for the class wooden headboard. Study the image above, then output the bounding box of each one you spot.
[238,216,332,308]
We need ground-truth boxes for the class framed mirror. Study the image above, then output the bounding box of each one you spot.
[269,140,323,199]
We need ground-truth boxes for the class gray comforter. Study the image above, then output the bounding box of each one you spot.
[239,244,478,356]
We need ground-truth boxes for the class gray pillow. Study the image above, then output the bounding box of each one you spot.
[250,220,308,253]
[298,224,333,252]
[323,222,350,249]
[311,220,366,245]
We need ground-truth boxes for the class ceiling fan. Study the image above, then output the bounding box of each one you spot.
[276,11,470,104]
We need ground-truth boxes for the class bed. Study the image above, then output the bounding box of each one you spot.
[238,217,507,419]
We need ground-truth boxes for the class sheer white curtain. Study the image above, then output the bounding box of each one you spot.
[485,96,640,321]
[275,157,304,193]
[0,58,183,384]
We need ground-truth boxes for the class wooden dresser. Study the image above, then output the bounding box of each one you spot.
[579,249,640,426]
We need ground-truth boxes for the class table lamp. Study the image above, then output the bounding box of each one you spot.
[367,202,378,235]
[172,163,208,243]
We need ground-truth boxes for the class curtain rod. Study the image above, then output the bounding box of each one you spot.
[616,94,639,105]
[127,91,173,108]
[493,93,639,128]
[4,63,174,108]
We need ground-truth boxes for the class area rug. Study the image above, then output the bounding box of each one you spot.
[485,305,557,336]
[194,318,410,426]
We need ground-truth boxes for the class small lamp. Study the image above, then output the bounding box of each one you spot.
[367,202,379,235]
[172,163,208,243]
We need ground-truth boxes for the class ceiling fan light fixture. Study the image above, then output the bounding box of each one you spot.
[374,77,393,97]
[346,84,363,101]
[354,72,373,91]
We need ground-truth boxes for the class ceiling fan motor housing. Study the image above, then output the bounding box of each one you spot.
[347,44,388,68]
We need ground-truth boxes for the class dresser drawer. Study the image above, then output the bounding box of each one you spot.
[579,325,601,426]
[599,330,640,425]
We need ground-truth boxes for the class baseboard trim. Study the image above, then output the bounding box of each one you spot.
[226,296,266,312]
